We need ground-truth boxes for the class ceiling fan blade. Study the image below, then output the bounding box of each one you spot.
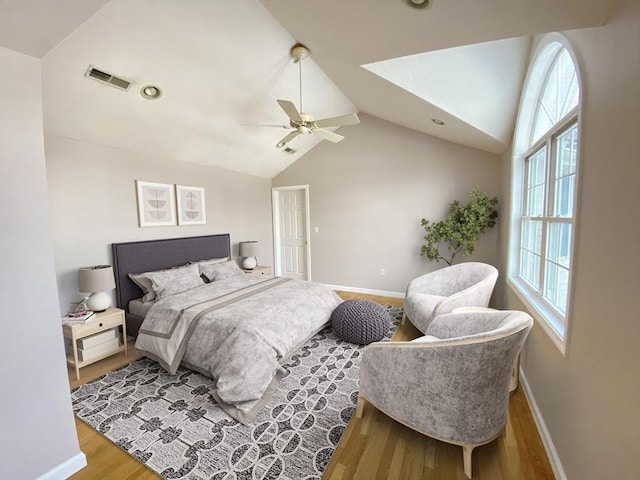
[241,123,290,129]
[314,113,360,128]
[277,99,303,123]
[276,130,299,148]
[312,128,344,143]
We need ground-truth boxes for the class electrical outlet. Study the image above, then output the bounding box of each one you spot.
[314,226,319,233]
[379,268,385,276]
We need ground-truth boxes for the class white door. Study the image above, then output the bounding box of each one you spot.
[272,186,310,280]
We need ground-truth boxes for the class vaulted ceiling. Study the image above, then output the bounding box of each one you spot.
[0,0,615,178]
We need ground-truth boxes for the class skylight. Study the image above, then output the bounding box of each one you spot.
[361,37,530,144]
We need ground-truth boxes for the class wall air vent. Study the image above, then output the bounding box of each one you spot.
[284,147,297,154]
[84,65,132,91]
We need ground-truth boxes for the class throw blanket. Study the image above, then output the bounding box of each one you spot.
[135,274,342,423]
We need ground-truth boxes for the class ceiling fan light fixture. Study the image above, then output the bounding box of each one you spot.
[140,85,162,100]
[403,0,431,10]
[290,43,310,63]
[249,42,359,148]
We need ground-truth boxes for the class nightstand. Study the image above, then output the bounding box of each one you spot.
[62,307,127,380]
[242,265,272,275]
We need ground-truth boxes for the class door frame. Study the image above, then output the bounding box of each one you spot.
[271,185,311,280]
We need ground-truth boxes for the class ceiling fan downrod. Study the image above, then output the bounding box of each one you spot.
[299,56,303,114]
[290,43,309,114]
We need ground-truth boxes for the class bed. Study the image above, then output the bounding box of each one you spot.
[111,234,342,423]
[113,234,233,337]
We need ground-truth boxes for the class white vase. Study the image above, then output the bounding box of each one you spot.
[241,256,257,270]
[86,291,111,312]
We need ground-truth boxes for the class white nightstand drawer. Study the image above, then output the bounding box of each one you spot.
[242,265,271,275]
[74,311,123,337]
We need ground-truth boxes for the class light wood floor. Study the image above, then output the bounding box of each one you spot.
[68,292,554,480]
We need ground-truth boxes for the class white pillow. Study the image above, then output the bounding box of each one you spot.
[200,259,244,282]
[129,263,194,302]
[128,272,156,302]
[195,257,228,268]
[145,263,203,299]
[194,257,229,282]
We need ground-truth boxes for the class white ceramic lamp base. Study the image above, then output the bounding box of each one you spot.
[241,256,257,270]
[86,291,112,312]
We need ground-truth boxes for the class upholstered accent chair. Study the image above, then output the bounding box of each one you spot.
[403,262,499,334]
[356,310,533,478]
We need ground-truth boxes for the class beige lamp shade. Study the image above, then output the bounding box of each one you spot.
[78,265,115,312]
[79,265,116,293]
[239,241,259,257]
[239,241,258,270]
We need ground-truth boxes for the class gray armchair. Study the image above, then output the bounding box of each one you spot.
[403,262,499,333]
[356,310,533,478]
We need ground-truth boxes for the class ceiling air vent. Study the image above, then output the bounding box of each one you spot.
[84,65,132,91]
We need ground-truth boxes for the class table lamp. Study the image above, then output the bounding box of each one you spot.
[79,265,116,312]
[239,241,259,270]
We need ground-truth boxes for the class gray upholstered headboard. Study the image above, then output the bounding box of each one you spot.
[111,234,231,336]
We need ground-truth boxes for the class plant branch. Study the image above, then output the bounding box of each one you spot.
[420,186,498,265]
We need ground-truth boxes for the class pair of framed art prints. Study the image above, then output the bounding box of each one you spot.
[135,180,206,227]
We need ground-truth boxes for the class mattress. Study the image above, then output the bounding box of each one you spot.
[128,298,155,318]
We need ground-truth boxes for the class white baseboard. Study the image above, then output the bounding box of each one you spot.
[328,284,404,299]
[37,452,87,480]
[519,369,567,480]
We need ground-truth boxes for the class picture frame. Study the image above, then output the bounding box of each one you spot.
[136,181,176,227]
[176,185,206,225]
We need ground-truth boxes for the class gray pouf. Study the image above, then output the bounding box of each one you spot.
[331,299,390,345]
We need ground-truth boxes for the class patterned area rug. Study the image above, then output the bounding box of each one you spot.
[71,305,402,479]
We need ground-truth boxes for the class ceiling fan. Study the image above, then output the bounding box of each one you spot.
[247,43,360,148]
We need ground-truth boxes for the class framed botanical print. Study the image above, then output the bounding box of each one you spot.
[136,181,176,227]
[176,185,206,225]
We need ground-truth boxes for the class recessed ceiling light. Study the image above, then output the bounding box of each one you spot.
[431,118,445,126]
[140,85,162,100]
[403,0,431,10]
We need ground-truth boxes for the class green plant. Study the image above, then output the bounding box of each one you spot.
[420,186,498,266]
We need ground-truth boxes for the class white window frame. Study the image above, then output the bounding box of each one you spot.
[508,35,583,356]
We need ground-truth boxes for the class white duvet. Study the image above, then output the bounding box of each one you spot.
[135,274,342,423]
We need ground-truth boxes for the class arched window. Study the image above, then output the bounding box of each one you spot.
[509,37,581,354]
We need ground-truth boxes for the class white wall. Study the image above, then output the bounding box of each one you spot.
[273,113,501,295]
[0,47,85,479]
[45,136,274,313]
[497,1,640,479]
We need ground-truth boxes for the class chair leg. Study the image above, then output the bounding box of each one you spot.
[356,395,365,418]
[401,311,407,326]
[462,444,475,479]
[510,353,521,393]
